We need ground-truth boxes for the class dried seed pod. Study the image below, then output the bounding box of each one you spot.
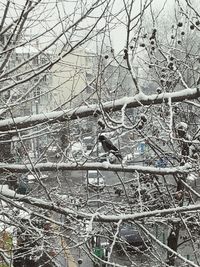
[190,24,195,30]
[195,20,200,26]
[156,88,162,94]
[140,114,147,122]
[177,22,183,27]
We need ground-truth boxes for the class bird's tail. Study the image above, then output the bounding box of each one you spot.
[114,151,123,161]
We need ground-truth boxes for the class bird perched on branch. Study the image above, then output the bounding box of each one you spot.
[98,135,122,161]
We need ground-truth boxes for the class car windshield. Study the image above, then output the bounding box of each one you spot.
[85,171,105,188]
[87,171,103,179]
[88,171,98,178]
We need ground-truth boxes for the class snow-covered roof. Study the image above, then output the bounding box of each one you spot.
[15,45,39,54]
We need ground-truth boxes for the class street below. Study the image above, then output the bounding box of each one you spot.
[33,167,200,267]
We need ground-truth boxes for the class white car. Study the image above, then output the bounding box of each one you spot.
[27,174,48,184]
[84,170,105,191]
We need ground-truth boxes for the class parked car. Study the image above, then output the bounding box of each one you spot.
[123,153,134,164]
[27,173,48,184]
[84,170,105,191]
[155,157,168,168]
[16,176,30,195]
[115,223,150,254]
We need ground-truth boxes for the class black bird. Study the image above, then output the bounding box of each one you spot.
[98,135,122,161]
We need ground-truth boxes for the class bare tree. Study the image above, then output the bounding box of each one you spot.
[0,1,200,267]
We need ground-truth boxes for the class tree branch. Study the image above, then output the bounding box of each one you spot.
[0,88,199,131]
[1,186,200,223]
[0,162,193,175]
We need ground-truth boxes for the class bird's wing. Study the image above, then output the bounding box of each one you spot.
[103,137,118,151]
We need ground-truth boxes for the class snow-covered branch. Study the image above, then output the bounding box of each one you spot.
[1,186,200,223]
[0,161,193,175]
[0,88,199,131]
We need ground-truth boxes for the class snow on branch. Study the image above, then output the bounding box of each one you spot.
[0,162,193,175]
[0,88,199,131]
[1,185,200,223]
[98,203,200,222]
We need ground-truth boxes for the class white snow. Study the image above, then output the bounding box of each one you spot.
[15,45,39,54]
[176,121,188,130]
[71,142,85,152]
[187,173,198,181]
[0,87,199,131]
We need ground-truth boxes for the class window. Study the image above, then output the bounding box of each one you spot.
[33,87,41,98]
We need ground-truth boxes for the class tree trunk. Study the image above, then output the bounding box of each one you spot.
[166,224,180,266]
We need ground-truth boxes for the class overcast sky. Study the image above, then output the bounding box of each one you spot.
[0,0,198,53]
